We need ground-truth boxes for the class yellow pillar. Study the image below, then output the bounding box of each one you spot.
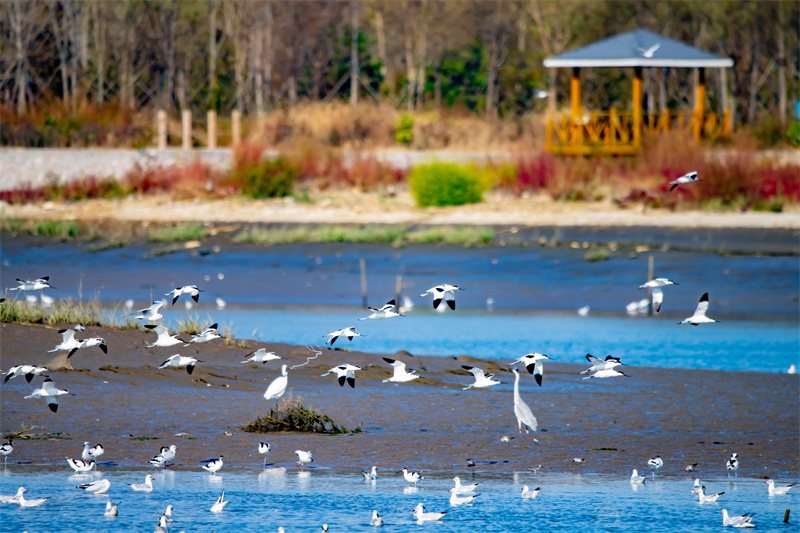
[694,68,706,142]
[570,67,581,117]
[632,66,642,147]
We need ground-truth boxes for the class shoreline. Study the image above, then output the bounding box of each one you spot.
[1,323,797,478]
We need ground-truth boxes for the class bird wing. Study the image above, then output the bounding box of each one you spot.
[533,362,544,386]
[694,293,710,317]
[651,286,664,312]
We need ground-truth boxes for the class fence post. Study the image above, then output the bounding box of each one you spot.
[157,110,167,150]
[182,110,192,150]
[207,110,217,149]
[232,110,242,145]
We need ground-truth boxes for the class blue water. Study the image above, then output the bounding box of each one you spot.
[1,467,796,532]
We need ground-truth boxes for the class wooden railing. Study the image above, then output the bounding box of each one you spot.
[546,109,731,156]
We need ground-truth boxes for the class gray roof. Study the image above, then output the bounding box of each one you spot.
[543,29,733,68]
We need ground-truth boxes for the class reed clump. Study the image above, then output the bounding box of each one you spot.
[243,397,359,434]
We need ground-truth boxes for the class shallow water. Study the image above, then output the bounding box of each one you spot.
[0,467,796,533]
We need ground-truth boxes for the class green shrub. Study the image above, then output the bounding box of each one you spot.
[395,114,414,146]
[239,156,297,199]
[787,121,800,148]
[408,163,484,207]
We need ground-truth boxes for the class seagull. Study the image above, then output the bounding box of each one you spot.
[461,365,501,390]
[161,445,178,465]
[362,465,378,481]
[144,325,186,348]
[321,364,362,388]
[0,487,24,504]
[15,487,49,507]
[511,368,538,434]
[163,504,173,522]
[638,278,678,312]
[78,479,111,495]
[165,285,203,305]
[10,277,55,291]
[766,479,796,495]
[451,476,479,494]
[577,305,590,316]
[215,297,227,310]
[104,499,119,517]
[647,456,663,478]
[359,299,405,320]
[698,485,724,503]
[258,442,271,467]
[184,323,221,346]
[420,284,463,310]
[241,348,281,364]
[323,326,363,346]
[4,365,49,383]
[210,489,229,512]
[1,440,12,464]
[129,301,165,321]
[521,485,541,499]
[669,171,699,191]
[67,458,96,472]
[510,352,551,386]
[155,513,170,533]
[202,456,224,475]
[638,42,661,58]
[412,503,445,522]
[370,510,383,526]
[581,368,629,380]
[449,490,478,506]
[630,469,647,484]
[24,378,70,412]
[402,468,424,486]
[295,450,313,469]
[69,337,108,358]
[381,357,419,383]
[692,478,702,495]
[264,365,289,401]
[158,354,202,375]
[721,509,755,528]
[726,453,738,476]
[48,329,81,354]
[82,442,105,462]
[580,354,624,375]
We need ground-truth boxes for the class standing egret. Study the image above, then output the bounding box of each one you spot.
[264,365,288,402]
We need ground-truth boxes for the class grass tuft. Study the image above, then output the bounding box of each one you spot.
[147,223,207,242]
[242,396,359,434]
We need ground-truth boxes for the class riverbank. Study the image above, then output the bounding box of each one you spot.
[1,323,797,478]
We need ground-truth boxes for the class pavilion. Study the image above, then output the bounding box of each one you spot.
[543,29,734,155]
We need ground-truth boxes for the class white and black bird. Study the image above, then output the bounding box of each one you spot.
[144,325,186,348]
[362,465,378,481]
[11,277,55,291]
[521,485,541,499]
[370,510,383,527]
[698,485,725,503]
[381,357,419,383]
[580,354,624,375]
[420,284,463,310]
[638,278,678,312]
[70,337,108,358]
[0,486,23,503]
[129,301,165,322]
[4,365,48,383]
[510,352,551,387]
[359,300,404,320]
[78,479,110,495]
[210,489,229,513]
[165,285,203,306]
[647,455,663,478]
[679,293,718,325]
[82,442,104,462]
[67,458,96,473]
[726,453,739,476]
[0,440,12,464]
[721,509,755,528]
[323,326,363,346]
[202,455,224,475]
[104,499,119,517]
[184,323,221,346]
[128,474,154,492]
[461,365,501,390]
[264,364,289,401]
[581,367,629,380]
[258,442,271,467]
[241,348,281,364]
[511,368,538,434]
[24,378,70,412]
[402,468,424,486]
[158,354,202,375]
[412,503,445,522]
[149,445,177,468]
[669,171,699,192]
[48,329,81,355]
[295,450,313,469]
[766,479,797,496]
[630,469,647,484]
[321,364,362,388]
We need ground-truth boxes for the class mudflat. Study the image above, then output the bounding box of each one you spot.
[1,323,797,479]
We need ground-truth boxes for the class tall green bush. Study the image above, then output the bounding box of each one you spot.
[239,156,297,199]
[408,163,484,207]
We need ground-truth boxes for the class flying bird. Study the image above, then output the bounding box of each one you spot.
[129,301,165,322]
[321,364,362,388]
[48,329,81,355]
[183,323,221,346]
[10,277,55,291]
[669,171,699,191]
[580,354,624,375]
[165,285,203,305]
[69,337,108,358]
[4,365,48,383]
[420,284,463,310]
[381,357,419,383]
[461,365,501,390]
[359,299,405,320]
[144,325,186,348]
[679,293,718,325]
[638,278,678,312]
[24,378,70,412]
[638,42,661,58]
[241,348,281,364]
[510,352,551,386]
[323,326,363,346]
[158,354,202,375]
